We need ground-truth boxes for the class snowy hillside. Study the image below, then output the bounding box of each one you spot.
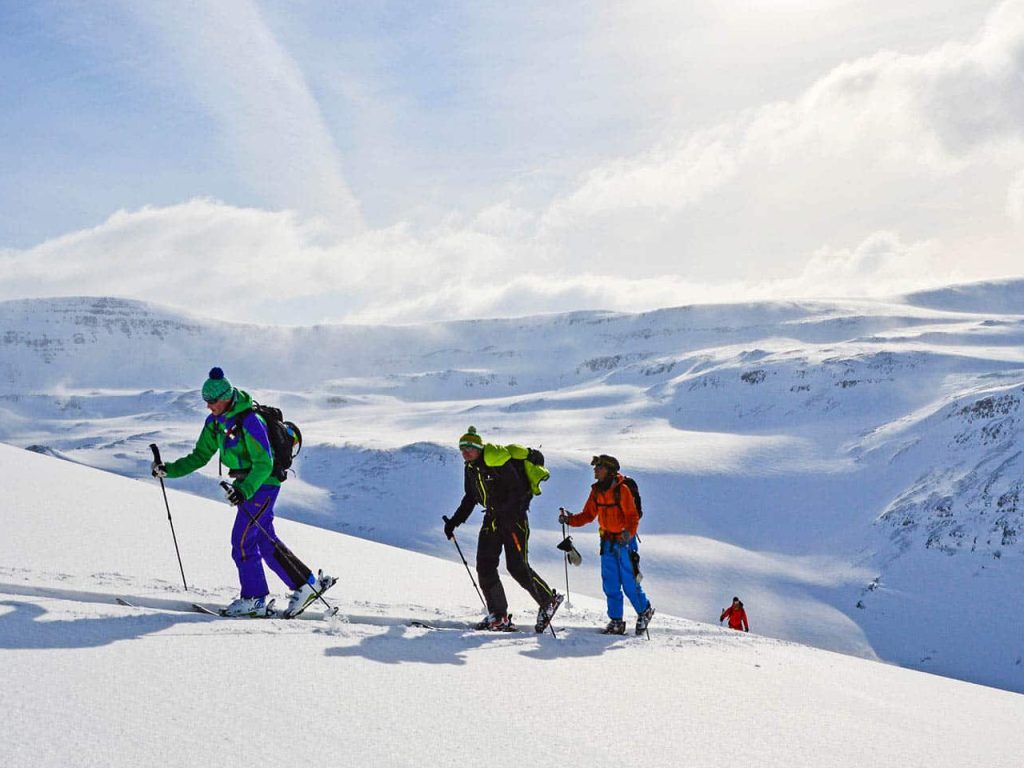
[1,280,1023,692]
[2,443,1022,768]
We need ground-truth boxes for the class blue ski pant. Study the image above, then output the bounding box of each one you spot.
[230,485,311,598]
[600,536,650,620]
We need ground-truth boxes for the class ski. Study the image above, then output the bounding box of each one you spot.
[407,620,439,630]
[405,618,520,632]
[114,595,415,626]
[272,604,339,620]
[406,622,520,632]
[117,597,338,621]
[208,600,337,620]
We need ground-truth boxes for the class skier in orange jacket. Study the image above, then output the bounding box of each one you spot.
[720,596,749,631]
[560,454,654,636]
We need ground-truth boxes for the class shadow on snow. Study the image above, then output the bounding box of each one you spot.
[0,598,207,650]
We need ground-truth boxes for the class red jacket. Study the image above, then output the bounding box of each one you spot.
[566,474,639,539]
[720,605,748,631]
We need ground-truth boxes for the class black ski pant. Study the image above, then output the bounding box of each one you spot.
[476,513,554,618]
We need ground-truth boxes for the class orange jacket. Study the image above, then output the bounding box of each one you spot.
[720,605,748,631]
[566,474,640,539]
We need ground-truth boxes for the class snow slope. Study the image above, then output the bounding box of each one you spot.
[1,280,1023,692]
[1,443,1021,768]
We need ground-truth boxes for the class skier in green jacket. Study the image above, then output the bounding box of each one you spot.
[151,367,334,617]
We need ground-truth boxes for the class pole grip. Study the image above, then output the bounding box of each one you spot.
[149,443,162,464]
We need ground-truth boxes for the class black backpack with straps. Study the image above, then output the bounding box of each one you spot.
[614,476,643,519]
[233,403,303,482]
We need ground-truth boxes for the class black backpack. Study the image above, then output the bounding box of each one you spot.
[234,403,303,482]
[614,476,643,519]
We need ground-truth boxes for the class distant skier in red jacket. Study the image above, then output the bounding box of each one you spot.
[720,596,749,632]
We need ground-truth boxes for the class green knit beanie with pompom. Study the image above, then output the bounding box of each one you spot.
[201,367,234,403]
[458,426,484,450]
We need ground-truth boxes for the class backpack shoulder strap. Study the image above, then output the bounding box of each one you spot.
[613,476,637,506]
[232,407,254,433]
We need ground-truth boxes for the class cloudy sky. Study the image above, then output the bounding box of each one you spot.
[1,1,1021,324]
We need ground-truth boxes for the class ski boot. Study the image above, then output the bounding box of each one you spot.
[487,615,517,632]
[636,603,655,635]
[220,596,272,618]
[473,612,517,631]
[600,618,627,635]
[535,592,565,633]
[283,570,337,618]
[475,613,498,630]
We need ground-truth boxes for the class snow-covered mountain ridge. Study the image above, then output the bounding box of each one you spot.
[1,279,1022,692]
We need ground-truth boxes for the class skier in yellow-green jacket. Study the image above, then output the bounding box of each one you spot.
[443,426,563,633]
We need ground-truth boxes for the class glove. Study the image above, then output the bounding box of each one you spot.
[151,461,167,478]
[224,483,246,506]
[618,530,632,543]
[443,515,458,540]
[558,508,570,525]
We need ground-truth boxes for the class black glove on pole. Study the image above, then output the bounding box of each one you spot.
[149,444,188,591]
[442,515,486,611]
[218,481,333,613]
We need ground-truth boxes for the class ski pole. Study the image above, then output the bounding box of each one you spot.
[149,444,188,591]
[219,481,333,612]
[443,516,486,611]
[559,510,570,608]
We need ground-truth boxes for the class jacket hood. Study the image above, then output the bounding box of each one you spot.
[592,472,623,492]
[223,389,254,418]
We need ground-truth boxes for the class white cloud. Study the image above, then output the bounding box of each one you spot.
[539,1,1024,280]
[3,2,1023,325]
[0,201,973,326]
[557,8,1024,217]
[791,232,951,297]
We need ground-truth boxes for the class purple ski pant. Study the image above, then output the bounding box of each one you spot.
[231,486,311,598]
